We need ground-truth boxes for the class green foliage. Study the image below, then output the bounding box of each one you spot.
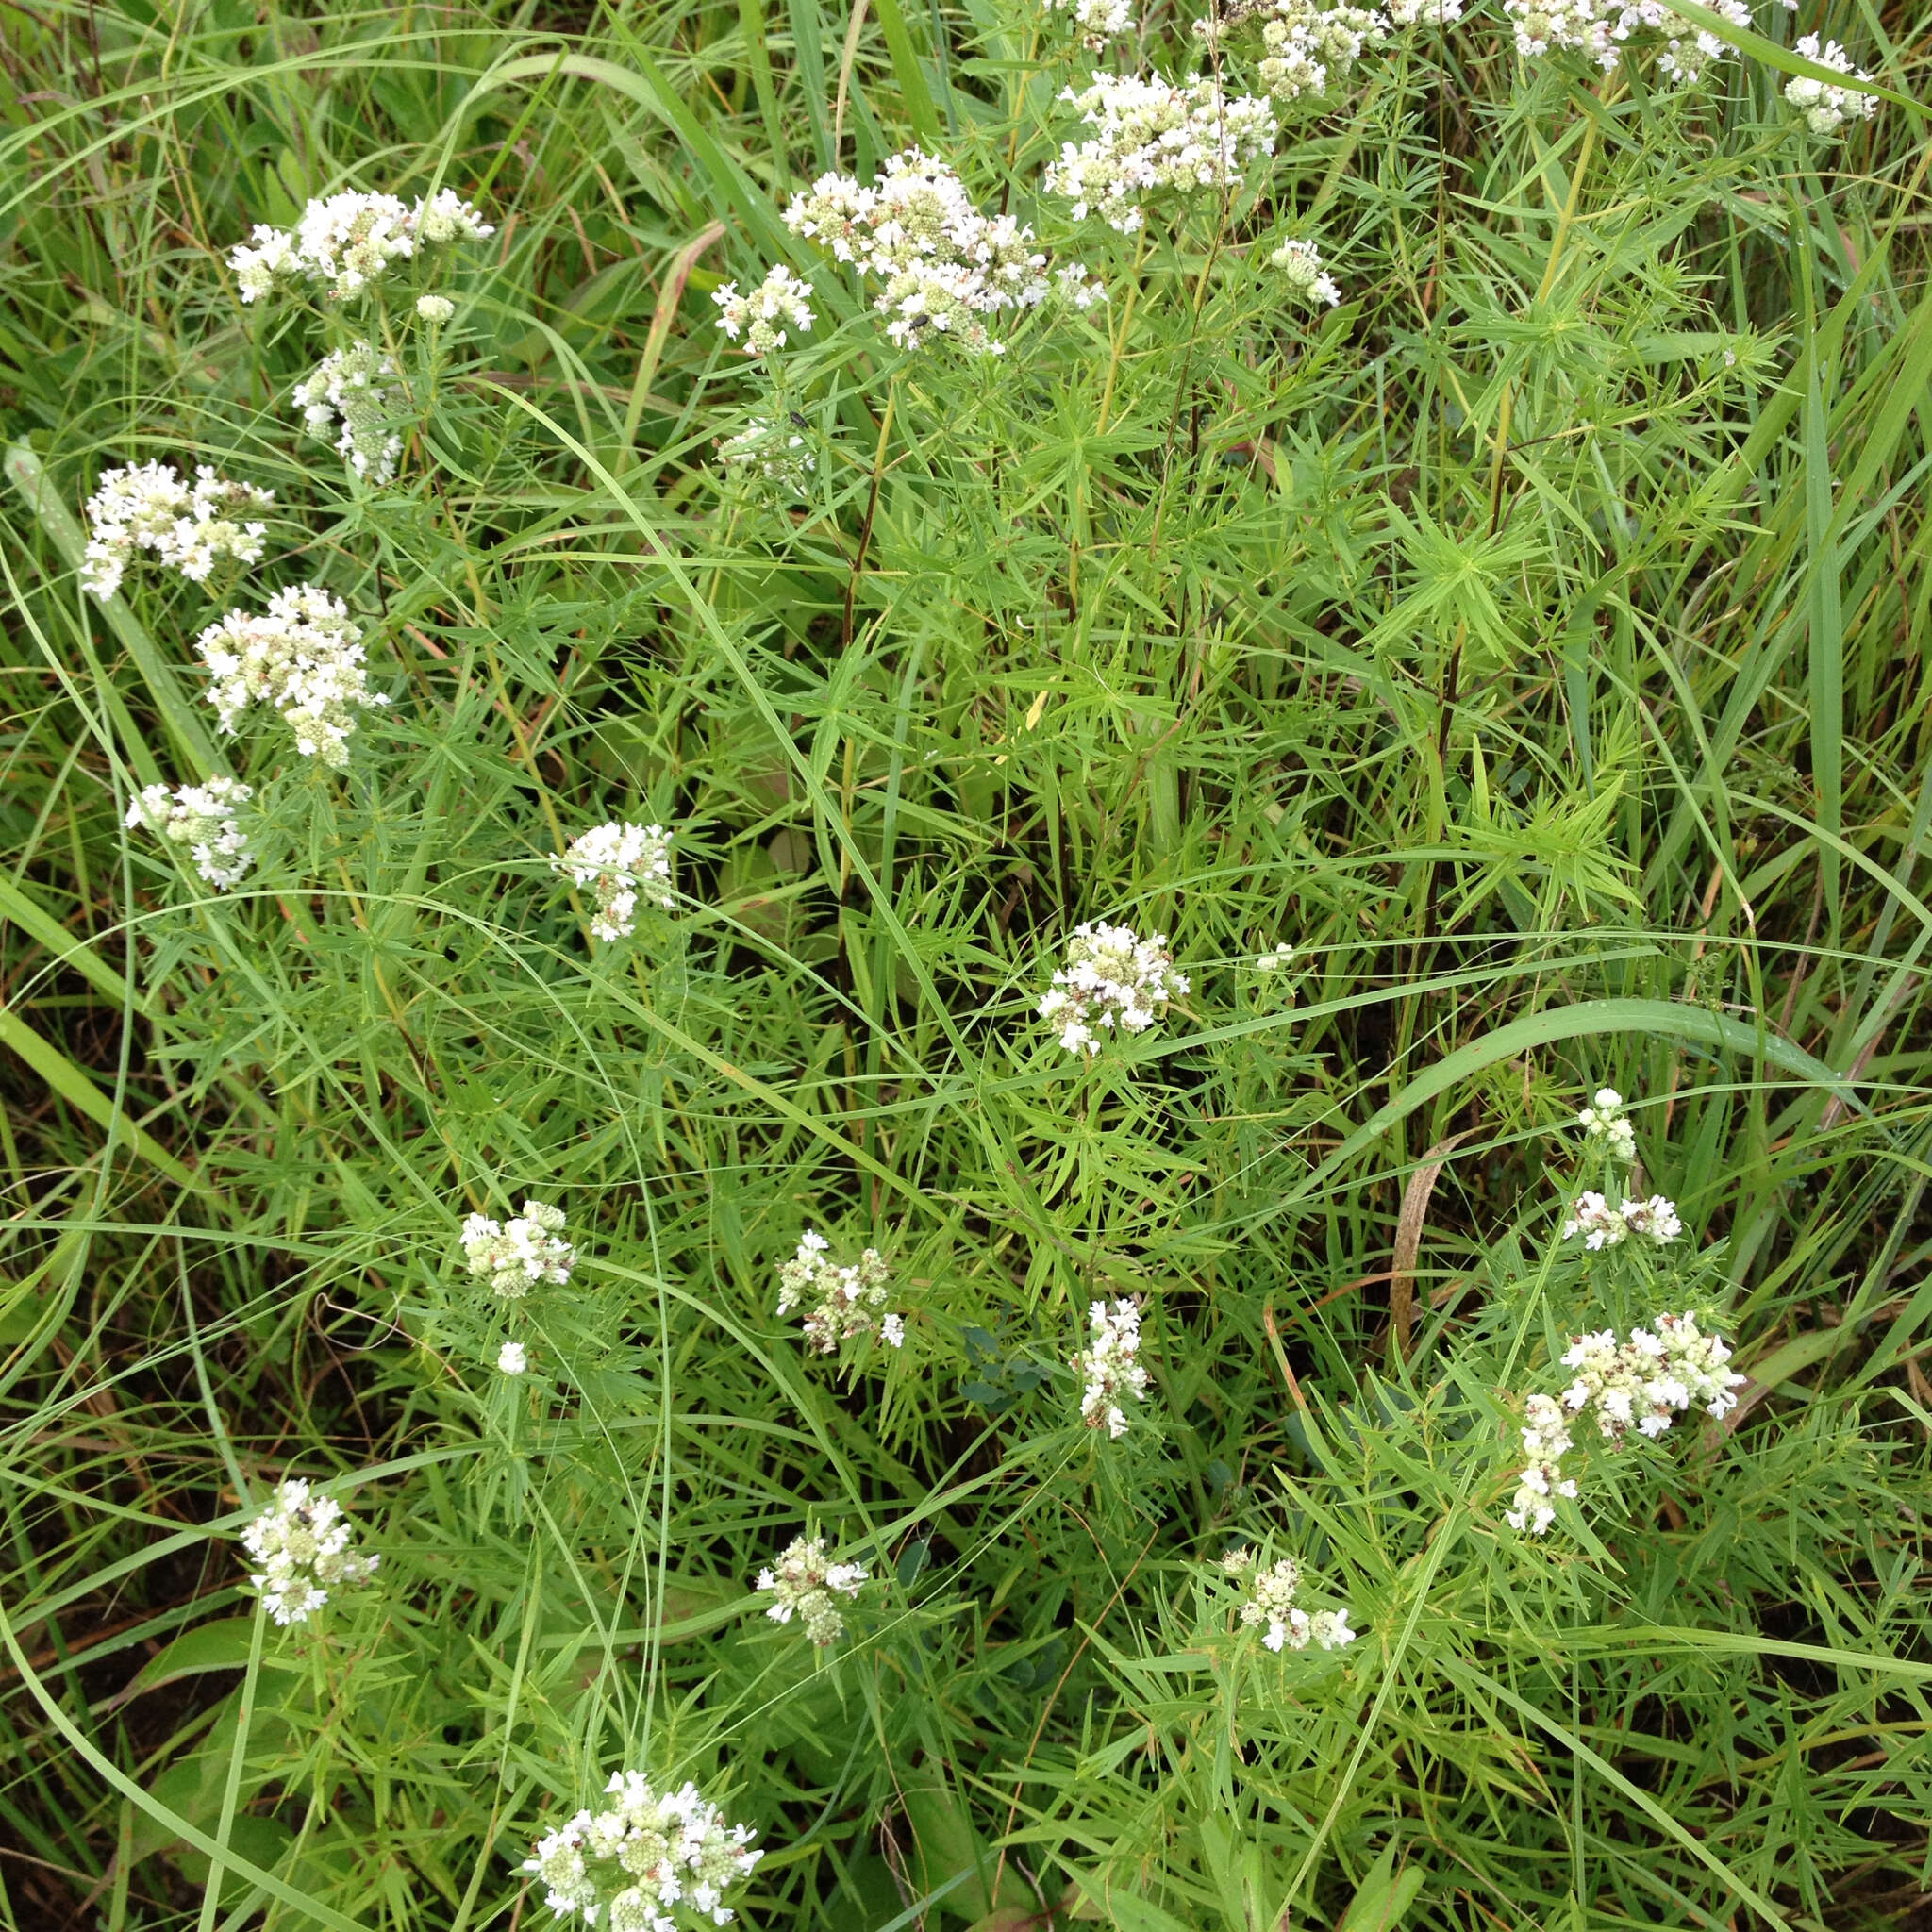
[1,0,1929,1927]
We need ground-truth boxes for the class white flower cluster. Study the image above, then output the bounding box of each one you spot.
[757,1534,870,1646]
[1255,941,1296,973]
[1271,237,1341,306]
[522,1771,762,1929]
[719,415,816,495]
[1195,0,1391,108]
[551,821,675,941]
[1575,1086,1636,1161]
[712,263,815,358]
[1563,1190,1684,1249]
[783,149,1086,355]
[1075,1297,1149,1438]
[1785,34,1877,137]
[416,292,456,324]
[229,188,494,304]
[242,1476,379,1626]
[1046,74,1276,234]
[1506,1312,1747,1534]
[1221,1548,1356,1652]
[1048,0,1137,52]
[124,777,255,891]
[776,1229,903,1354]
[498,1341,528,1375]
[292,341,406,485]
[193,584,388,767]
[1039,920,1190,1056]
[1498,0,1752,85]
[460,1199,575,1299]
[79,461,273,602]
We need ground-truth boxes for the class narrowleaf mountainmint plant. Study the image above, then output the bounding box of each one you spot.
[80,461,273,600]
[775,1229,902,1353]
[1222,1548,1357,1652]
[1039,921,1189,1056]
[229,188,494,304]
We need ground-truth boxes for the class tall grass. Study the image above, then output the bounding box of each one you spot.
[2,0,1931,1925]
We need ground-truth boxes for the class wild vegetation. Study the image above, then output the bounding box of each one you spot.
[2,0,1931,1925]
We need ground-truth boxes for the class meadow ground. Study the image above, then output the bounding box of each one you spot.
[3,0,1932,1925]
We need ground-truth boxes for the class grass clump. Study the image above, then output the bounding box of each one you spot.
[1,0,1930,1926]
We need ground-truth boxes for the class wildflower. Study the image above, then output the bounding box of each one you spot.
[1255,941,1295,972]
[460,1200,575,1299]
[551,822,675,941]
[1270,237,1341,306]
[1619,1193,1684,1244]
[1046,74,1276,234]
[1507,1312,1747,1535]
[784,149,1083,356]
[292,341,406,485]
[1076,1297,1149,1438]
[1222,1547,1356,1652]
[756,1534,870,1645]
[711,262,816,358]
[229,188,494,304]
[719,414,816,494]
[1561,1191,1626,1250]
[1385,0,1461,20]
[775,1228,900,1353]
[1498,0,1750,83]
[124,777,255,891]
[416,292,456,323]
[522,1771,762,1927]
[241,1476,379,1626]
[192,584,388,767]
[1054,261,1108,310]
[1039,920,1190,1056]
[1785,35,1877,137]
[1048,0,1137,52]
[497,1341,528,1374]
[1574,1086,1637,1162]
[80,461,273,601]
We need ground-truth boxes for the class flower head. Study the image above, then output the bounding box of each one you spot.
[1047,0,1137,52]
[192,585,388,767]
[497,1341,528,1375]
[125,777,255,891]
[81,462,272,601]
[719,414,817,496]
[229,189,493,304]
[1270,237,1341,307]
[551,822,675,941]
[521,1771,761,1925]
[292,341,407,485]
[1785,35,1877,137]
[712,263,816,358]
[1574,1087,1637,1162]
[1076,1297,1149,1438]
[416,292,456,323]
[241,1476,379,1626]
[776,1229,900,1353]
[1222,1546,1357,1653]
[461,1199,575,1299]
[1039,920,1189,1056]
[1046,74,1276,234]
[755,1534,870,1646]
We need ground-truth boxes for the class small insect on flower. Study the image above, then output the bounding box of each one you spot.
[1785,34,1878,137]
[1039,920,1190,1057]
[415,292,456,323]
[1574,1086,1637,1162]
[292,341,407,485]
[497,1341,528,1375]
[551,822,675,942]
[81,462,273,601]
[776,1228,901,1353]
[522,1771,762,1928]
[712,262,816,358]
[756,1534,870,1646]
[125,777,255,891]
[1222,1547,1357,1652]
[192,584,389,768]
[1270,237,1341,307]
[461,1200,575,1299]
[242,1476,379,1626]
[1076,1297,1150,1438]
